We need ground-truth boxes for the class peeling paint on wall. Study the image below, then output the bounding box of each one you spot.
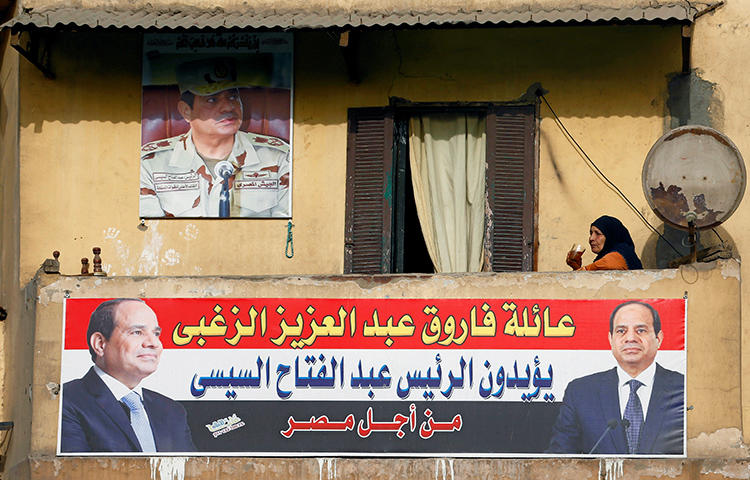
[599,459,623,480]
[720,260,741,279]
[494,461,521,477]
[44,382,59,398]
[499,269,679,293]
[630,461,683,478]
[331,458,337,479]
[318,458,336,480]
[688,428,750,457]
[667,70,724,131]
[435,458,454,480]
[701,459,750,479]
[150,457,187,480]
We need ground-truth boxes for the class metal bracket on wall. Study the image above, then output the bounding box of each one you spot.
[11,30,55,79]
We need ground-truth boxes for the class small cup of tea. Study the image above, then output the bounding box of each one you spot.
[569,243,585,261]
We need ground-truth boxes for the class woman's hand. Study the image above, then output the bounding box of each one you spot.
[566,249,584,270]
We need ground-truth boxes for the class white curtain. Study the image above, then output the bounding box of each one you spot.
[409,114,486,273]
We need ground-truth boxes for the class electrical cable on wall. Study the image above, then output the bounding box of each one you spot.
[539,94,683,257]
[712,228,724,244]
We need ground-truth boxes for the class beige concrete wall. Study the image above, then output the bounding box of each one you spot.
[18,25,681,283]
[20,260,744,478]
[0,31,35,477]
[689,0,750,442]
[0,30,14,421]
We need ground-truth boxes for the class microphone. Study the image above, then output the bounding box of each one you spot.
[588,419,619,454]
[622,419,630,429]
[215,161,234,218]
[215,161,234,180]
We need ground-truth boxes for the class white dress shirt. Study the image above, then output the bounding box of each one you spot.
[615,361,656,422]
[93,365,154,428]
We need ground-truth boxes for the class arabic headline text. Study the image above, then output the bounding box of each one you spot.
[63,298,686,351]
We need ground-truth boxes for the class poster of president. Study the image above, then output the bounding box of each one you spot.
[57,297,685,456]
[140,33,293,218]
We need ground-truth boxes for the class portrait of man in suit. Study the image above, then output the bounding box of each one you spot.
[60,298,196,453]
[547,300,684,455]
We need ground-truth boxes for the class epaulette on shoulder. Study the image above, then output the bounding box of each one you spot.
[141,134,187,157]
[244,132,290,152]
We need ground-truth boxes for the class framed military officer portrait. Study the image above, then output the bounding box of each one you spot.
[140,33,293,218]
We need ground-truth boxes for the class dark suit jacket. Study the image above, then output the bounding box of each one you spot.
[61,367,196,453]
[546,364,684,455]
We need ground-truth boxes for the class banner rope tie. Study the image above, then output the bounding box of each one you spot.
[285,221,294,258]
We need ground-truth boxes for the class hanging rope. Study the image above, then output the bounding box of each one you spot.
[285,221,294,258]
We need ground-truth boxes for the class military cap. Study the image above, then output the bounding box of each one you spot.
[176,57,243,96]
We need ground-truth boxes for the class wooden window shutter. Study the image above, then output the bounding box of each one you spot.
[486,104,536,271]
[345,107,395,273]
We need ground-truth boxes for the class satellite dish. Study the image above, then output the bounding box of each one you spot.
[642,125,746,263]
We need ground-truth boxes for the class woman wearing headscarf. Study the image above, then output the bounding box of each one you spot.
[566,215,643,271]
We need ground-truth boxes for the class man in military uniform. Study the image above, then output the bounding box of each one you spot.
[140,57,290,217]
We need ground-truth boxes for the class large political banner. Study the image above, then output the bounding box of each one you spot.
[57,298,686,456]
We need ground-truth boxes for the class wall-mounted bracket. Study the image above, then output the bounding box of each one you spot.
[11,30,55,79]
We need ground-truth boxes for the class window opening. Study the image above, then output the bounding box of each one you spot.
[345,103,536,274]
[396,117,434,273]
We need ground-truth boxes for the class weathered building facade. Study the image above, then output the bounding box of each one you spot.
[1,0,750,478]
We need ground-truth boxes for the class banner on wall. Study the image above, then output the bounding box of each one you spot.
[140,32,293,219]
[57,298,686,457]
